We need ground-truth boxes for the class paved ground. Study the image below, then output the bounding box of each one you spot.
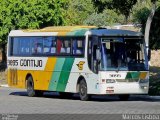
[0,87,160,114]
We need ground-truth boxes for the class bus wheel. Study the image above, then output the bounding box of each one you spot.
[119,94,130,101]
[26,76,36,97]
[79,80,90,101]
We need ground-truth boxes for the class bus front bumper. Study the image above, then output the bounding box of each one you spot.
[98,82,149,95]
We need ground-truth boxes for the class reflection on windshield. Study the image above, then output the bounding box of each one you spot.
[100,38,148,71]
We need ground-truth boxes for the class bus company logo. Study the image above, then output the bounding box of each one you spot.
[77,61,85,70]
[109,74,121,78]
[7,59,43,67]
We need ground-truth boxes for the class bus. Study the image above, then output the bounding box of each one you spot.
[7,26,149,101]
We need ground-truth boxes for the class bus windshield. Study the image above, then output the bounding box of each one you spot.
[100,37,148,71]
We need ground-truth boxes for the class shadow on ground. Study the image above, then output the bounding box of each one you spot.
[9,91,160,102]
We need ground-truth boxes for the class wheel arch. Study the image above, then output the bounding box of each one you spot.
[76,75,87,92]
[25,73,33,88]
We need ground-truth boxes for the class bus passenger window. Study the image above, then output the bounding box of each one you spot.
[57,39,62,54]
[43,37,56,54]
[37,44,42,53]
[72,39,84,55]
[50,39,56,54]
[33,37,43,54]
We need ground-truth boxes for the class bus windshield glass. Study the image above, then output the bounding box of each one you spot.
[100,37,148,71]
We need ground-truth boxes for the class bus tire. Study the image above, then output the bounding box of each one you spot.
[79,79,90,101]
[119,94,130,101]
[26,76,36,97]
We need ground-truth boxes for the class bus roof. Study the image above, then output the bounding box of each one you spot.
[9,26,143,37]
[9,26,96,37]
[89,29,143,37]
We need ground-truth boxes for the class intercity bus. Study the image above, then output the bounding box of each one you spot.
[7,26,149,101]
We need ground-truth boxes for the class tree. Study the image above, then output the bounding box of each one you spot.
[65,0,95,25]
[0,0,67,62]
[133,0,160,49]
[149,6,160,49]
[92,0,137,23]
[83,9,123,26]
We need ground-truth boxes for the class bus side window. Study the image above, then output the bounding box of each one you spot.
[72,39,84,55]
[57,39,71,55]
[33,37,43,54]
[57,39,62,54]
[43,37,56,54]
[50,39,56,54]
[37,44,42,53]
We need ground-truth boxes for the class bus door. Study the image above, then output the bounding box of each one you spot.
[88,36,100,74]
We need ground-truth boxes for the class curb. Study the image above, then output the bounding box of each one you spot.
[0,84,9,87]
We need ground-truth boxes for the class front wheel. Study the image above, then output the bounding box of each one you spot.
[79,80,90,101]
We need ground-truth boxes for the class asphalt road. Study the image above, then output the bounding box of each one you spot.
[0,87,160,114]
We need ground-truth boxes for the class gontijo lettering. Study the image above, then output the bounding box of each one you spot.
[8,59,42,67]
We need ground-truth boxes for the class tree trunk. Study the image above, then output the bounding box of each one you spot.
[1,43,7,63]
[145,1,156,50]
[144,1,156,64]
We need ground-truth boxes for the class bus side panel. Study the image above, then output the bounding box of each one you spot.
[65,58,99,94]
[7,69,32,89]
[48,58,75,92]
[34,57,57,90]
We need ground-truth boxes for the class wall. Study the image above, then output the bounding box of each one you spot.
[150,50,160,67]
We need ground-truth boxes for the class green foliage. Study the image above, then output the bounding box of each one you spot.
[149,6,160,49]
[83,13,107,26]
[65,0,95,25]
[92,0,137,23]
[132,0,160,49]
[133,7,150,33]
[112,0,137,22]
[0,0,67,44]
[92,0,113,13]
[83,9,123,26]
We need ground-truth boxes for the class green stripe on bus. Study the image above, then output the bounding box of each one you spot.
[48,58,65,91]
[56,58,75,92]
[125,72,140,79]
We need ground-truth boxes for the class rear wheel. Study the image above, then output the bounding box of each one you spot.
[26,76,43,97]
[79,79,90,101]
[119,94,130,101]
